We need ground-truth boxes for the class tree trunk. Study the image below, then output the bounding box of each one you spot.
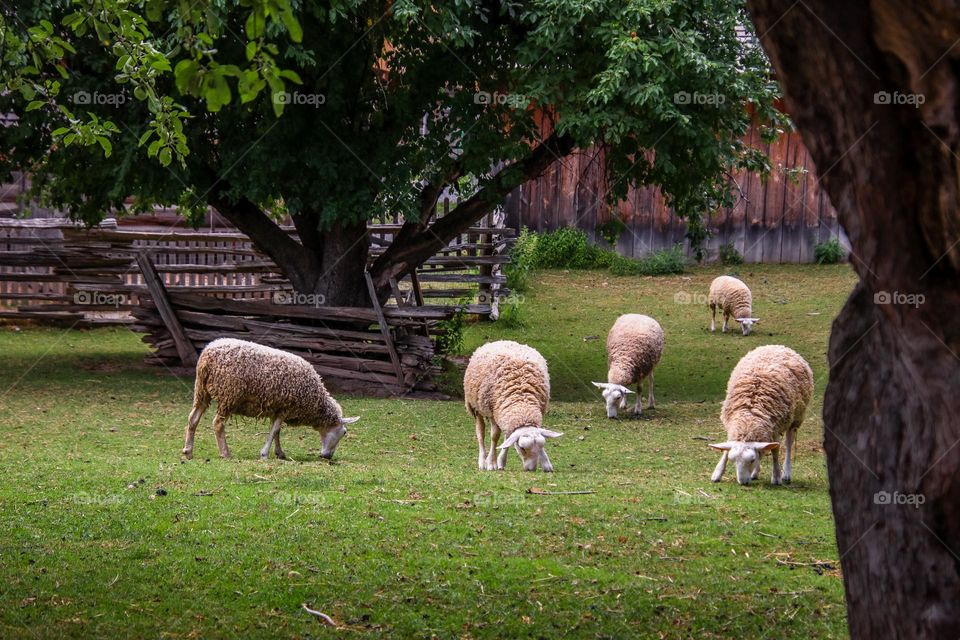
[306,219,370,307]
[748,2,960,638]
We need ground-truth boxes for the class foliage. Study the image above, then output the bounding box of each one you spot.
[595,214,629,247]
[1,0,786,257]
[718,242,744,265]
[504,227,539,292]
[434,300,468,356]
[814,238,846,264]
[608,246,687,276]
[496,301,526,329]
[508,227,685,277]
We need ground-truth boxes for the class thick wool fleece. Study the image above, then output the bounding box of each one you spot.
[606,314,664,386]
[194,338,343,428]
[720,345,814,442]
[709,275,753,319]
[464,340,550,435]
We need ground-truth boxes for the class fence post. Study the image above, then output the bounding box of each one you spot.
[136,251,198,366]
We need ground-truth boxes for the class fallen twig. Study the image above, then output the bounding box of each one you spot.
[527,488,595,495]
[302,603,337,626]
[690,436,711,441]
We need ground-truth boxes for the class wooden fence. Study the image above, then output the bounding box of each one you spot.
[0,208,513,395]
[502,126,847,263]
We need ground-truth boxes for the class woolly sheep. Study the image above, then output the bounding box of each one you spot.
[709,345,813,485]
[708,275,759,335]
[464,340,562,472]
[593,314,664,418]
[182,338,359,461]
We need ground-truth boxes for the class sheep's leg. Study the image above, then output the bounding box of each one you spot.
[647,371,655,409]
[538,448,554,473]
[783,428,796,484]
[771,446,782,485]
[475,415,487,471]
[710,304,717,332]
[711,451,729,482]
[273,430,287,460]
[213,412,231,459]
[722,312,729,333]
[633,380,644,415]
[487,422,503,471]
[260,418,282,460]
[182,401,207,460]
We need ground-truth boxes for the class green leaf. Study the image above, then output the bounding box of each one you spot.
[279,9,303,42]
[138,130,154,146]
[278,69,302,84]
[97,136,113,157]
[245,10,265,39]
[51,127,70,136]
[174,59,201,94]
[159,147,172,166]
[26,101,45,112]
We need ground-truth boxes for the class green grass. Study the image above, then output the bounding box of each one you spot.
[0,264,857,639]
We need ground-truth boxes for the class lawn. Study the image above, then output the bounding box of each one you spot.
[0,264,857,639]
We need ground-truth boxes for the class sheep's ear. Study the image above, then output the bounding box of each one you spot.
[592,381,610,389]
[539,429,563,439]
[754,441,779,451]
[622,386,635,394]
[341,416,360,424]
[498,431,523,449]
[709,442,734,451]
[752,318,760,324]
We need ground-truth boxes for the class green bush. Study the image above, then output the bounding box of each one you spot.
[435,301,468,355]
[814,238,845,264]
[718,242,744,266]
[505,226,685,279]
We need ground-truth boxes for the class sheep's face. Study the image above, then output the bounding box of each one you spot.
[317,416,360,459]
[736,317,760,336]
[710,441,779,485]
[592,382,634,418]
[499,426,563,471]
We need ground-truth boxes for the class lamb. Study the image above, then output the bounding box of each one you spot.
[709,345,813,485]
[592,314,664,418]
[182,338,359,461]
[464,340,562,472]
[708,275,760,335]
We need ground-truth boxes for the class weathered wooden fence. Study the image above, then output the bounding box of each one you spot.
[503,126,847,263]
[0,208,513,395]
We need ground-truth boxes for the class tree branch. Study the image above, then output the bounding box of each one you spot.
[370,132,575,296]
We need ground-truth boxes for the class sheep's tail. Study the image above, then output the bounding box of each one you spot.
[191,356,211,410]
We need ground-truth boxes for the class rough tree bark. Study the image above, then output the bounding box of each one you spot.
[748,2,960,637]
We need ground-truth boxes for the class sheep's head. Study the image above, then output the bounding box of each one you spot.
[317,415,360,459]
[709,441,779,484]
[592,382,634,418]
[735,317,760,336]
[498,426,563,471]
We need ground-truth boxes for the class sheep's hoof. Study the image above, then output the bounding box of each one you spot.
[181,450,193,460]
[276,452,288,461]
[782,476,792,485]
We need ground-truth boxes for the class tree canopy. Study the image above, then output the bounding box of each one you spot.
[1,0,785,304]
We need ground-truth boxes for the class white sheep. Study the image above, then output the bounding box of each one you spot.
[182,338,359,461]
[464,340,562,472]
[708,275,759,335]
[593,314,664,418]
[709,345,813,485]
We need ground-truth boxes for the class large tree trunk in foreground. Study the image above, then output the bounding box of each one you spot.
[749,2,960,637]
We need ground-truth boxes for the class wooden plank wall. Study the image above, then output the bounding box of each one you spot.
[503,125,847,263]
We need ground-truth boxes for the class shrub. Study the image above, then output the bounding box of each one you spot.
[595,215,628,247]
[497,302,526,328]
[718,242,744,266]
[814,238,846,264]
[609,246,687,276]
[530,227,605,268]
[504,227,538,292]
[435,301,468,355]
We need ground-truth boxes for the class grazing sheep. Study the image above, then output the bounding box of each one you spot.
[708,275,759,335]
[709,345,813,485]
[464,340,562,472]
[182,338,359,461]
[593,314,664,418]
